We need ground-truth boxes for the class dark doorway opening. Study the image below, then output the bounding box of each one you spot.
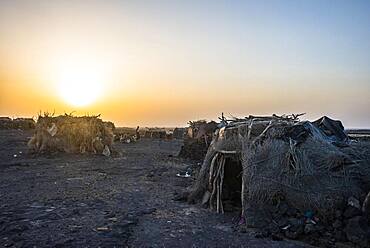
[222,157,242,212]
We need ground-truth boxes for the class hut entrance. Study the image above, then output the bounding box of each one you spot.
[222,157,242,212]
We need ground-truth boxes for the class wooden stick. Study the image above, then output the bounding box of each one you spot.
[216,177,220,213]
[210,158,220,210]
[216,150,238,154]
[210,156,223,211]
[209,153,219,187]
[219,156,225,214]
[241,175,245,218]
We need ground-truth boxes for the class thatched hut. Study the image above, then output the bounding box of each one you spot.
[188,114,370,221]
[173,127,186,139]
[28,114,114,156]
[13,118,36,129]
[179,120,218,161]
[143,128,167,139]
[151,130,166,139]
[0,117,35,130]
[0,117,13,129]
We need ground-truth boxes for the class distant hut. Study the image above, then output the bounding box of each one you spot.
[179,120,218,161]
[173,127,186,139]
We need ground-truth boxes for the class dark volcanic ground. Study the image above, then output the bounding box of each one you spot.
[0,130,309,247]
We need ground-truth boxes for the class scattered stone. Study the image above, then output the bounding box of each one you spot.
[284,230,299,240]
[347,196,361,209]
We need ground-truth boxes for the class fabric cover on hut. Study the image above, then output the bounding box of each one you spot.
[188,114,370,221]
[28,114,114,156]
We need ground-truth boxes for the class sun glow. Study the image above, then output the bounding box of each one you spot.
[56,61,104,107]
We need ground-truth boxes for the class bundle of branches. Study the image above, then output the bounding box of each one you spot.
[28,113,114,156]
[188,114,370,221]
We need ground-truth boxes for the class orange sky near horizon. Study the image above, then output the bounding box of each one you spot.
[1,1,369,128]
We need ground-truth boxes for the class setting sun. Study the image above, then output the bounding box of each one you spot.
[56,61,104,107]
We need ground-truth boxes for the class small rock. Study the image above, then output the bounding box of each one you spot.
[347,196,361,209]
[285,230,299,239]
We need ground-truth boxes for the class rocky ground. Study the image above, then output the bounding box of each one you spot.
[0,129,313,247]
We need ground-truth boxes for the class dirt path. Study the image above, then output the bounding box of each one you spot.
[0,130,309,247]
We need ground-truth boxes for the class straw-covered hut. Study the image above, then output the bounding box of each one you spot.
[188,114,370,221]
[28,114,114,156]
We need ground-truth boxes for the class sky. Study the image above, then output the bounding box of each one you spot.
[0,0,369,127]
